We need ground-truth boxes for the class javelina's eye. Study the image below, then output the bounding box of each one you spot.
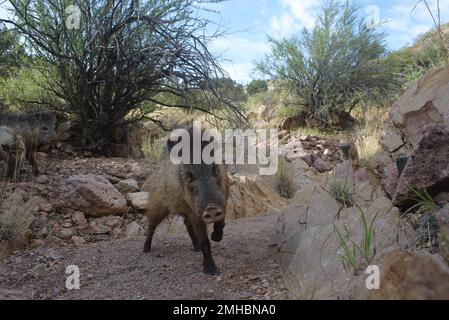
[186,171,195,182]
[42,126,49,132]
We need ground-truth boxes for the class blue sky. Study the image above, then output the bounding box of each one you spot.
[1,0,448,83]
[203,0,449,83]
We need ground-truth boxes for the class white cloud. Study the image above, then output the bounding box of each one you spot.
[281,0,318,29]
[269,0,321,37]
[382,0,449,48]
[221,62,255,84]
[269,13,301,37]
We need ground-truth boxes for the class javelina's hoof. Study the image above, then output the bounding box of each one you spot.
[143,241,152,253]
[211,231,223,242]
[203,264,220,276]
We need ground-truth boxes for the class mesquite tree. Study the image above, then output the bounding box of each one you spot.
[256,1,398,127]
[1,0,244,149]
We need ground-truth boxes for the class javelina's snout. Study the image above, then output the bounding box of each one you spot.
[202,204,225,224]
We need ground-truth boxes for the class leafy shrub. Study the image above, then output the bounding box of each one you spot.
[0,67,59,111]
[247,80,268,96]
[256,1,398,127]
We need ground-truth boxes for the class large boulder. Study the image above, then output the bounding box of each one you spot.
[358,250,449,300]
[389,66,449,146]
[380,65,449,200]
[393,125,449,202]
[56,175,128,218]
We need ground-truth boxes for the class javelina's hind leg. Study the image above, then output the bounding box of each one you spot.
[190,217,219,275]
[143,208,166,253]
[184,217,200,252]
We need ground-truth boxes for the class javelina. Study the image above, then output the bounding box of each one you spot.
[0,111,56,177]
[0,126,26,180]
[142,128,230,275]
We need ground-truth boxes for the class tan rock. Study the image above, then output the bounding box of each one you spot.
[115,179,139,195]
[225,176,286,220]
[360,250,449,300]
[57,175,128,218]
[127,192,150,211]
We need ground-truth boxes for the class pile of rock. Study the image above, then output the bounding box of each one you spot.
[279,135,341,173]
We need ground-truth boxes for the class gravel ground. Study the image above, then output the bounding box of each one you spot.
[0,212,292,300]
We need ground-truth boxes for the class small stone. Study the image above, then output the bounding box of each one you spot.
[38,227,49,238]
[39,201,53,213]
[90,222,111,235]
[30,239,45,248]
[103,216,122,229]
[71,236,86,246]
[115,179,140,195]
[313,158,333,173]
[58,228,74,240]
[125,222,141,238]
[36,175,50,184]
[127,192,150,211]
[71,212,87,226]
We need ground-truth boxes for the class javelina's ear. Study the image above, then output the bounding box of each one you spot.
[2,144,9,152]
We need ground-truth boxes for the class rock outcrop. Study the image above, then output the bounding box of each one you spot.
[276,161,449,300]
[393,125,449,202]
[380,65,449,201]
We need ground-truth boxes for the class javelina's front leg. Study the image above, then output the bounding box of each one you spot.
[211,221,225,242]
[190,217,219,275]
[184,217,200,252]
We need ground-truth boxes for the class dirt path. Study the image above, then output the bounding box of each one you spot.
[0,212,291,300]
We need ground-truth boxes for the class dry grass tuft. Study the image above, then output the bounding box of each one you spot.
[277,156,296,199]
[352,106,387,171]
[0,194,33,259]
